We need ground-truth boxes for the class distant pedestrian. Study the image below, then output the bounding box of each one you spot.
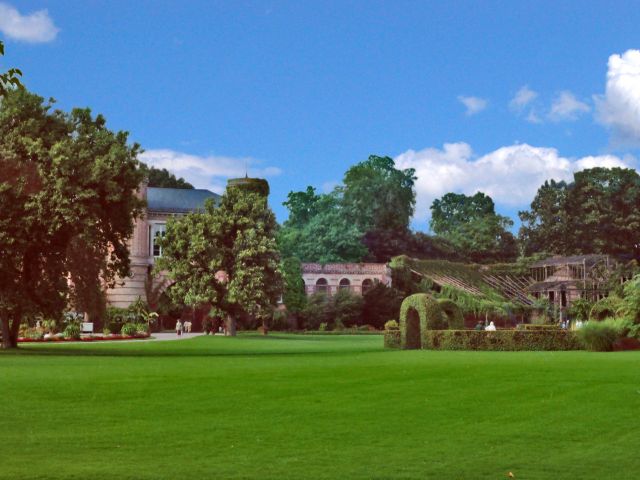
[474,321,485,331]
[185,320,192,333]
[176,319,183,336]
[485,321,496,331]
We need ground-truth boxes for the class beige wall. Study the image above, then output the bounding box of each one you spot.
[301,263,391,296]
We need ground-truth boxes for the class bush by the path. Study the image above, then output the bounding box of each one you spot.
[384,329,401,348]
[577,318,629,352]
[437,299,464,329]
[423,329,580,351]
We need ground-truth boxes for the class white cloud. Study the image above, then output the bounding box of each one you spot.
[0,3,59,43]
[548,91,590,121]
[595,49,640,143]
[139,149,282,194]
[395,143,633,222]
[457,95,488,116]
[510,85,538,111]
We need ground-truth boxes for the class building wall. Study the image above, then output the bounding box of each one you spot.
[105,203,174,309]
[301,263,391,296]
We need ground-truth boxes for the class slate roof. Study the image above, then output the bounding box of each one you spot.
[147,187,220,213]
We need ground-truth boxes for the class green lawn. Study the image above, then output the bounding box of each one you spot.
[1,334,639,479]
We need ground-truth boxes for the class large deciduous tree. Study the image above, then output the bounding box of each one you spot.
[157,185,282,335]
[278,189,367,263]
[519,168,640,259]
[0,89,144,348]
[340,155,417,261]
[430,192,518,263]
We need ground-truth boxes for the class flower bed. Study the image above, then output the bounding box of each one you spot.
[18,333,151,343]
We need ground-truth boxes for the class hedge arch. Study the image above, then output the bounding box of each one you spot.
[400,294,446,349]
[437,299,464,330]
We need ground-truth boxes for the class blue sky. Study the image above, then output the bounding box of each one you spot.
[2,1,640,230]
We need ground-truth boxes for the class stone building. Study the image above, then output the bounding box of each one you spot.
[105,182,219,308]
[301,263,392,296]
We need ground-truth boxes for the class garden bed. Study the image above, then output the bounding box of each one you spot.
[18,333,151,343]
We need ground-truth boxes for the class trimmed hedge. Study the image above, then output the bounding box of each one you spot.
[399,294,465,349]
[400,294,437,349]
[423,330,581,351]
[437,299,464,330]
[384,330,401,349]
[516,324,560,331]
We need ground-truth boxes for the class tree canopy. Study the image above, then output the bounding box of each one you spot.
[139,164,194,189]
[0,89,144,348]
[279,155,416,263]
[158,185,282,335]
[0,41,23,97]
[519,168,640,259]
[430,192,517,263]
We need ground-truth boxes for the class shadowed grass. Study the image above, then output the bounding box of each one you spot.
[1,334,639,479]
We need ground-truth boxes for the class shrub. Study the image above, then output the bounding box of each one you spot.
[567,298,592,322]
[333,289,363,328]
[589,297,622,321]
[270,309,290,331]
[384,329,401,349]
[437,299,464,329]
[516,324,560,330]
[318,322,328,332]
[384,320,399,331]
[577,320,618,351]
[361,283,404,329]
[136,323,149,334]
[63,324,81,340]
[423,330,580,351]
[121,323,139,337]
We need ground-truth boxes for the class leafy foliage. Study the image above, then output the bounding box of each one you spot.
[520,168,640,259]
[577,319,627,352]
[361,283,404,329]
[280,257,307,317]
[436,299,464,329]
[0,89,144,348]
[139,164,194,189]
[157,186,282,335]
[430,192,518,263]
[0,41,23,97]
[589,296,622,321]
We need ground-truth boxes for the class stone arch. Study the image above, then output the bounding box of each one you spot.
[339,278,351,291]
[316,278,328,294]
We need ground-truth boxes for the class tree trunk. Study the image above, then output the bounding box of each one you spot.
[226,315,237,336]
[1,313,20,349]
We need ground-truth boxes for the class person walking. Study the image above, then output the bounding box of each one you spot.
[175,319,183,336]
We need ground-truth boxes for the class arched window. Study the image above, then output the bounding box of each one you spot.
[316,278,328,294]
[362,278,373,295]
[339,278,351,291]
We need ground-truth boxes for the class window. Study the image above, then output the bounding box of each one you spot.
[316,278,328,294]
[362,279,373,295]
[150,223,166,257]
[339,278,351,291]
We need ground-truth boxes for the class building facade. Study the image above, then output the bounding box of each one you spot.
[527,254,614,308]
[301,263,392,296]
[105,182,219,308]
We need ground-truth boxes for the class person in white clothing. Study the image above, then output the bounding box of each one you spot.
[485,321,496,331]
[175,319,183,336]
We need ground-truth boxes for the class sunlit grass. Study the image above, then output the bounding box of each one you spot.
[1,334,639,479]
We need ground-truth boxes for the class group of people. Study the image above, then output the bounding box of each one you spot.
[175,319,193,336]
[474,321,497,331]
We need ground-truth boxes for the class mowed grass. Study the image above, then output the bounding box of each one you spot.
[1,335,639,480]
